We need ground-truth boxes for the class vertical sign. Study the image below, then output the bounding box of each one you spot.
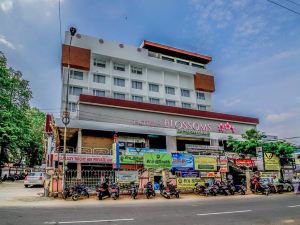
[256,147,264,171]
[112,143,120,169]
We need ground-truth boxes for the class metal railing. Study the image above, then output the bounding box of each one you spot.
[55,146,112,155]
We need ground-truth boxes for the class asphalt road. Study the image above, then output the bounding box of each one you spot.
[1,194,300,225]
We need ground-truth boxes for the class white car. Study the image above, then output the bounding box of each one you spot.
[24,172,45,187]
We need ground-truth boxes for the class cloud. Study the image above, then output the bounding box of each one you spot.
[266,112,296,123]
[0,0,13,12]
[0,35,16,49]
[221,97,241,107]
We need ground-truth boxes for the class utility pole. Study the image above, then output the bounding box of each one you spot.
[62,26,77,192]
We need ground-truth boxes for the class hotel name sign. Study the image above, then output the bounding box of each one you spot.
[132,119,236,134]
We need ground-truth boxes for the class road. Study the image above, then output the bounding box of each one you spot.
[0,193,300,225]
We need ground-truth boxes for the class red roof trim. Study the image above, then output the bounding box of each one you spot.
[142,40,212,64]
[79,95,259,124]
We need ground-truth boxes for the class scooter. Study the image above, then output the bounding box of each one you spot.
[227,181,236,195]
[194,182,206,195]
[72,184,89,201]
[63,185,75,199]
[144,181,155,199]
[96,181,111,200]
[236,184,246,195]
[251,182,270,195]
[167,182,180,198]
[159,181,170,199]
[111,183,120,200]
[130,182,138,199]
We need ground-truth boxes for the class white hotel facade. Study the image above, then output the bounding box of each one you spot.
[53,32,259,173]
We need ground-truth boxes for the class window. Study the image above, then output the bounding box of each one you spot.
[113,63,125,71]
[182,102,191,109]
[70,70,83,80]
[132,95,143,102]
[93,89,105,97]
[114,78,125,87]
[132,81,143,90]
[149,83,159,92]
[93,58,106,68]
[68,102,77,112]
[198,104,207,111]
[166,100,176,107]
[149,98,160,104]
[176,59,189,65]
[162,56,174,62]
[131,66,142,75]
[93,74,105,84]
[165,86,175,95]
[196,92,205,100]
[69,86,82,96]
[181,89,190,97]
[114,92,125,100]
[191,63,205,69]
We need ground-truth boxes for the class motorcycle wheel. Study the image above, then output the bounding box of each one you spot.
[265,190,269,196]
[113,195,117,200]
[98,194,103,200]
[133,195,136,199]
[166,195,170,199]
[146,194,150,199]
[72,194,79,201]
[152,192,156,197]
[86,192,89,198]
[176,193,180,198]
[241,190,245,195]
[230,190,235,195]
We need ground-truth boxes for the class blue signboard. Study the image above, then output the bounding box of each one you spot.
[126,147,167,156]
[172,153,194,169]
[181,171,200,177]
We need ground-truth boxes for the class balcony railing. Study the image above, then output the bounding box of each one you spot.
[55,146,112,155]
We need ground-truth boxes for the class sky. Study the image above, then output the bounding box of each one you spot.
[0,0,299,145]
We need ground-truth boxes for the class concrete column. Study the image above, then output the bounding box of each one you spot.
[77,129,82,179]
[166,136,177,153]
[210,139,219,146]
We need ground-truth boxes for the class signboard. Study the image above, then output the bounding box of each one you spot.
[194,156,217,171]
[256,147,264,171]
[235,159,254,167]
[224,152,240,159]
[181,171,200,177]
[120,155,143,164]
[171,153,194,169]
[294,152,300,172]
[218,156,228,173]
[143,153,172,169]
[112,143,120,169]
[126,147,167,156]
[176,177,205,188]
[52,153,112,164]
[177,129,210,137]
[115,171,138,183]
[264,153,280,171]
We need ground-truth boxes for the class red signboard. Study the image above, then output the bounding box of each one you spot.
[52,153,112,164]
[235,159,254,167]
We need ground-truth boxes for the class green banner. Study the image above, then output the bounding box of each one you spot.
[143,153,172,169]
[120,154,143,164]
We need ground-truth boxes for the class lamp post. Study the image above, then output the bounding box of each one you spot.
[62,26,77,192]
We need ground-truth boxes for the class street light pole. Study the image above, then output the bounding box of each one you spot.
[62,27,77,192]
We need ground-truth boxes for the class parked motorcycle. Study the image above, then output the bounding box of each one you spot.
[203,183,218,197]
[96,180,111,200]
[251,182,270,195]
[111,183,120,200]
[72,184,89,201]
[144,181,155,199]
[236,184,246,195]
[63,185,75,199]
[268,183,284,194]
[227,181,236,195]
[130,182,138,199]
[194,182,206,195]
[215,181,230,196]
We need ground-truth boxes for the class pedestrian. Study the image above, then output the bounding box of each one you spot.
[292,175,300,194]
[273,176,279,193]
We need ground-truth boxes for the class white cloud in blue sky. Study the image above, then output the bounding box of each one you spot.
[0,0,299,144]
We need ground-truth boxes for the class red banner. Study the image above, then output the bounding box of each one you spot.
[235,159,254,167]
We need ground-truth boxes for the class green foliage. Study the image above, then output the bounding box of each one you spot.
[227,128,297,157]
[0,52,45,168]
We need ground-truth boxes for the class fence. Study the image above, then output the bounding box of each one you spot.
[65,170,115,192]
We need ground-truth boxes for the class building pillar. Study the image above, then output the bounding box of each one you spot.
[166,136,177,153]
[77,129,82,179]
[210,139,219,146]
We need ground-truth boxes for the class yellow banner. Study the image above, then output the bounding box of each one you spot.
[264,153,280,171]
[194,156,217,171]
[176,177,205,189]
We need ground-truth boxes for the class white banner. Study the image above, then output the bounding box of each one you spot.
[52,153,112,164]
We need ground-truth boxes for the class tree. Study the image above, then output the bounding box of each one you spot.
[0,52,45,174]
[227,128,297,157]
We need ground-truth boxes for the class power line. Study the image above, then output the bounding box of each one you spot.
[267,0,300,16]
[284,0,300,7]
